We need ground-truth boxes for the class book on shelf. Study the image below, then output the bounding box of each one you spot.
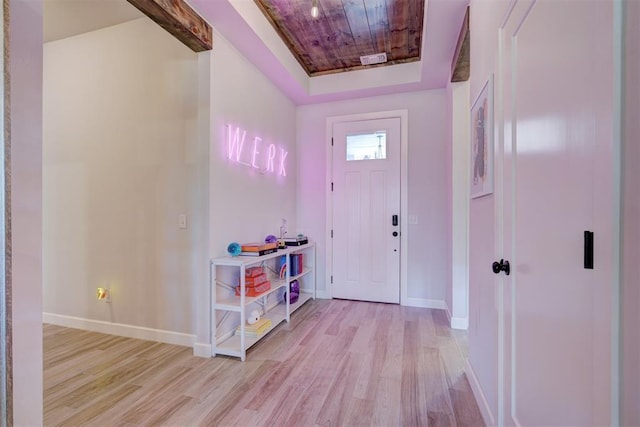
[235,318,272,336]
[239,247,277,257]
[283,235,307,242]
[283,236,308,246]
[290,253,304,276]
[275,254,304,277]
[297,253,303,275]
[240,242,278,252]
[236,330,269,338]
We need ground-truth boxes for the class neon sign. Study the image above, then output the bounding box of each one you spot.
[227,125,288,177]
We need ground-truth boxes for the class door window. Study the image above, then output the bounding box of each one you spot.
[346,131,386,161]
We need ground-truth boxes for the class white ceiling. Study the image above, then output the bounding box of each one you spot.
[43,0,143,43]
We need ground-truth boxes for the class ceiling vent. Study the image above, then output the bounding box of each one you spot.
[360,52,388,66]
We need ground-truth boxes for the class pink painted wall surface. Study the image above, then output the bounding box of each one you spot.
[10,0,44,423]
[622,1,640,423]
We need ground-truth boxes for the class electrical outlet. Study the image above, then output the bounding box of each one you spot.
[97,287,111,303]
[408,215,418,225]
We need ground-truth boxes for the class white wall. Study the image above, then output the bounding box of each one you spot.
[11,0,43,424]
[622,1,640,423]
[465,0,512,423]
[43,18,202,342]
[208,29,297,252]
[296,90,449,306]
[448,81,470,329]
[196,29,297,349]
[469,0,624,424]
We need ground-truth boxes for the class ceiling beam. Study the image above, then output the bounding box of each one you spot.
[450,6,469,82]
[126,0,212,52]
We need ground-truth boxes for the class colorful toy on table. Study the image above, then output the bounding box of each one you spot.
[227,242,241,257]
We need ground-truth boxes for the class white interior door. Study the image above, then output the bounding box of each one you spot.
[501,1,614,425]
[332,118,400,303]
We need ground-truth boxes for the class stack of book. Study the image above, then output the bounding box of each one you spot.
[235,317,272,338]
[240,242,278,257]
[283,235,308,246]
[290,253,304,276]
[235,266,271,296]
[275,254,304,278]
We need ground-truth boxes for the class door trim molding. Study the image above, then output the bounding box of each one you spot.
[325,110,408,304]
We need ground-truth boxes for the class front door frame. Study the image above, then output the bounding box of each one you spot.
[325,110,409,305]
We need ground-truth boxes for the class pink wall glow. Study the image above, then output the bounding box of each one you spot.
[226,124,289,177]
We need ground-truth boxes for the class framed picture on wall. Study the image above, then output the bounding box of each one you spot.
[470,75,494,199]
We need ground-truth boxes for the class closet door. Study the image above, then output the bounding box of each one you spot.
[500,1,615,425]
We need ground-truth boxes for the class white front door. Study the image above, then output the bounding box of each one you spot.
[500,1,614,425]
[332,118,401,303]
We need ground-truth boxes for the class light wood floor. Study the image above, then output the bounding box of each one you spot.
[44,299,484,426]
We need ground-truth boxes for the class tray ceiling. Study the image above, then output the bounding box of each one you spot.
[254,0,425,76]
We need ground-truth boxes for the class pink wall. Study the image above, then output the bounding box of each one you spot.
[10,0,43,423]
[622,1,640,423]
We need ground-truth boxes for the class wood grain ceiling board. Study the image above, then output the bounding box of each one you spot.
[254,0,425,76]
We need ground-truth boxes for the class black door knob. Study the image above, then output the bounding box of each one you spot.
[492,259,510,275]
[392,231,398,237]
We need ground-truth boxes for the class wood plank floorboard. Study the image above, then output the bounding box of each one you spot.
[44,299,484,426]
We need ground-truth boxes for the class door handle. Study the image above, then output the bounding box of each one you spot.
[392,231,398,237]
[492,259,510,275]
[584,230,594,269]
[392,215,398,226]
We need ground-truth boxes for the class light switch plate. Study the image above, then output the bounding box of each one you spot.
[408,215,418,225]
[179,214,188,229]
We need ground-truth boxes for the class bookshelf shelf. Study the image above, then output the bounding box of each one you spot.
[214,280,288,311]
[216,312,287,356]
[211,242,316,361]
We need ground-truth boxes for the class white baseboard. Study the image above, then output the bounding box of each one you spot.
[402,297,448,310]
[451,316,469,330]
[193,342,212,358]
[43,313,195,348]
[315,290,331,299]
[465,359,496,427]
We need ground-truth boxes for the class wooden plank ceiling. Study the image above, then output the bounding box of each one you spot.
[255,0,425,77]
